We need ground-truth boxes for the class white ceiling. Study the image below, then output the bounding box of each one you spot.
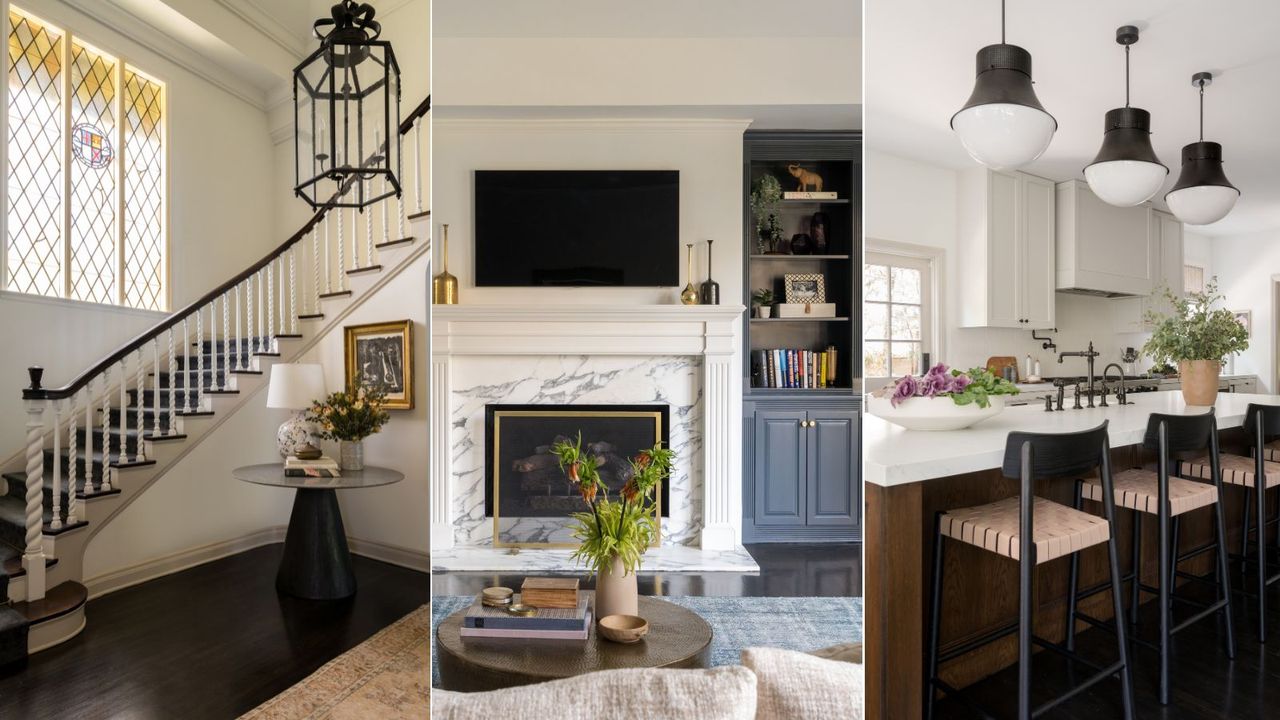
[867,0,1280,237]
[435,0,859,38]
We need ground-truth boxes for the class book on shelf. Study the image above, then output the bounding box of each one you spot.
[783,191,837,200]
[283,456,341,478]
[752,346,838,389]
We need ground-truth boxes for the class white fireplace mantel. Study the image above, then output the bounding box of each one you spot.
[429,304,746,551]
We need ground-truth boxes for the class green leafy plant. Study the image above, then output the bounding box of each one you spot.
[749,175,783,238]
[878,363,1019,409]
[1141,279,1248,367]
[549,433,674,576]
[305,381,390,441]
[751,288,774,307]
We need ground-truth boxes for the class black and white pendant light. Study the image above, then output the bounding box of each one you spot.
[1084,26,1167,207]
[1165,72,1240,226]
[951,0,1056,169]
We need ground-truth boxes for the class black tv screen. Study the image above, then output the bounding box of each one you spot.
[474,170,679,287]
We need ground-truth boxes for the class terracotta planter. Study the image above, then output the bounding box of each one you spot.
[1179,360,1221,406]
[595,555,638,619]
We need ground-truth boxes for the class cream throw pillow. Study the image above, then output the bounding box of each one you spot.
[433,666,758,720]
[741,646,865,720]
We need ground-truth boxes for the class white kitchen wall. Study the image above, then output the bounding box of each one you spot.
[1211,230,1278,392]
[865,149,1149,376]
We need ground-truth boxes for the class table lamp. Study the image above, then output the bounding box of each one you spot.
[267,363,326,458]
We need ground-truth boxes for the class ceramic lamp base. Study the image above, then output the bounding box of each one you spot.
[277,412,317,458]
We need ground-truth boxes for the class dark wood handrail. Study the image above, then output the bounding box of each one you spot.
[23,94,430,401]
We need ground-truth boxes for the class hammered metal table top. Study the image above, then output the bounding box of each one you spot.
[436,593,713,686]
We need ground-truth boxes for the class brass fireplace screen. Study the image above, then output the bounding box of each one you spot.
[485,404,671,548]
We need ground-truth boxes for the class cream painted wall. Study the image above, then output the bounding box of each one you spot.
[865,149,1152,375]
[1210,230,1278,391]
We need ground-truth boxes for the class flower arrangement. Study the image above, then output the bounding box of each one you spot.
[549,433,674,576]
[1142,279,1248,366]
[306,381,391,441]
[878,363,1019,409]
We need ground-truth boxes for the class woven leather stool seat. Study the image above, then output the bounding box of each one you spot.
[1180,454,1280,489]
[1082,468,1218,517]
[1257,440,1280,462]
[940,496,1110,564]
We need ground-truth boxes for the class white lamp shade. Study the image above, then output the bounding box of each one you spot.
[1166,185,1240,226]
[1085,160,1168,207]
[267,363,326,410]
[952,103,1056,170]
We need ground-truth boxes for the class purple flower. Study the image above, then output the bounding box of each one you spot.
[926,363,950,378]
[949,374,972,393]
[890,375,919,407]
[922,371,951,397]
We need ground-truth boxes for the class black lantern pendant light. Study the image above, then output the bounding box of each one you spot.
[950,0,1057,170]
[1084,26,1167,207]
[294,1,402,210]
[1165,72,1240,226]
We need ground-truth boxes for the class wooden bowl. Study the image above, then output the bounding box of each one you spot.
[598,614,649,644]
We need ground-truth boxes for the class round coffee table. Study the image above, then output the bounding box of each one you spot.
[436,592,713,691]
[233,464,403,600]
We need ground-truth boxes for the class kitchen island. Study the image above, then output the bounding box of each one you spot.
[865,391,1280,718]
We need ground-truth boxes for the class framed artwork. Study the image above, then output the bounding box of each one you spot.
[344,320,414,410]
[1234,310,1252,338]
[783,273,826,304]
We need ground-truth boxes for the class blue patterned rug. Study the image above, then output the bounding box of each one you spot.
[430,595,863,688]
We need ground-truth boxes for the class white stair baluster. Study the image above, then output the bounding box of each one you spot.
[180,318,190,415]
[151,338,160,438]
[324,214,332,295]
[350,207,358,270]
[23,399,47,600]
[84,379,95,492]
[67,394,78,524]
[267,262,275,346]
[167,328,176,435]
[381,177,389,245]
[337,210,345,289]
[247,275,256,356]
[235,282,243,371]
[118,358,127,465]
[397,187,406,241]
[289,246,298,334]
[277,257,285,339]
[222,291,231,387]
[134,348,145,462]
[100,370,112,492]
[257,269,265,347]
[365,190,373,264]
[51,400,62,530]
[311,226,321,312]
[414,118,423,214]
[195,310,204,413]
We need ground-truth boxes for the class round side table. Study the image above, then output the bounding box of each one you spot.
[234,464,403,600]
[436,592,713,691]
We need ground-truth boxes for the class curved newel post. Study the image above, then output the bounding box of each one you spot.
[23,367,47,601]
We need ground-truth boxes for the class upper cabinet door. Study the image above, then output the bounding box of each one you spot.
[985,171,1021,328]
[1021,175,1056,329]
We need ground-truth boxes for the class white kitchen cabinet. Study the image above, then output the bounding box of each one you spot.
[957,168,1056,329]
[1112,209,1184,333]
[1056,180,1155,297]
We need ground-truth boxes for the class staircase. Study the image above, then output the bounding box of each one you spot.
[0,97,431,659]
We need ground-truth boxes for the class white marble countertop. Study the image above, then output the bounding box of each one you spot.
[865,391,1280,487]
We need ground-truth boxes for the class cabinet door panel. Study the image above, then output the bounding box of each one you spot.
[986,171,1021,328]
[807,411,858,526]
[1021,176,1056,328]
[755,411,807,527]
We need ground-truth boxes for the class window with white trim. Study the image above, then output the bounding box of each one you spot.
[1184,264,1205,295]
[864,251,933,390]
[4,6,166,310]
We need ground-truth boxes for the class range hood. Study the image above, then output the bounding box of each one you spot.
[1056,286,1139,299]
[1055,180,1155,298]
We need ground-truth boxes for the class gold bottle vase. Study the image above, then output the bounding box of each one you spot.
[680,242,699,305]
[433,223,459,304]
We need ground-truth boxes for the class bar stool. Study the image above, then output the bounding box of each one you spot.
[925,421,1134,720]
[1066,411,1235,706]
[1180,402,1280,642]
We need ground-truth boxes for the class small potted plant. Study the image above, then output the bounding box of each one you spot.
[751,288,775,318]
[750,175,783,254]
[306,380,391,470]
[1142,279,1248,406]
[550,433,673,621]
[868,364,1019,431]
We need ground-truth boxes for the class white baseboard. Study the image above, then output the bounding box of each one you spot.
[83,527,430,600]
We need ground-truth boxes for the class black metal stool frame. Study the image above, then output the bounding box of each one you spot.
[925,421,1135,720]
[1064,412,1235,706]
[1231,403,1280,643]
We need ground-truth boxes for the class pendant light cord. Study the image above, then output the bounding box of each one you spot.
[1124,45,1130,107]
[1000,0,1006,43]
[1199,80,1206,142]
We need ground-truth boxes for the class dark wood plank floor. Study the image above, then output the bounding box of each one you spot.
[0,544,429,720]
[432,542,862,597]
[935,572,1280,719]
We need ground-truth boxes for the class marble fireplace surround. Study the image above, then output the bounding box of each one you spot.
[430,304,759,572]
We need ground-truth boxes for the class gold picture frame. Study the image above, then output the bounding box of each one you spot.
[784,273,826,304]
[343,320,414,410]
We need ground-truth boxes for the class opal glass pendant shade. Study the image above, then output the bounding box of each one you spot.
[951,44,1056,170]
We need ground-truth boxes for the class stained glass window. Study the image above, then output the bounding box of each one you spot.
[4,6,165,310]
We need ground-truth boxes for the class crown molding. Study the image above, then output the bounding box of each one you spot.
[432,117,754,134]
[213,0,308,59]
[58,0,270,110]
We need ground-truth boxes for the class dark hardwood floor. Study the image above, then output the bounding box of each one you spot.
[935,573,1280,719]
[0,544,429,720]
[431,542,862,597]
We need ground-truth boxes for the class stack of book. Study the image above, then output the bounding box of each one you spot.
[754,346,838,389]
[284,456,341,478]
[460,593,591,640]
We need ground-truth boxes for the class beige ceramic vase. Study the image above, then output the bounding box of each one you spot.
[1179,359,1221,406]
[594,555,638,619]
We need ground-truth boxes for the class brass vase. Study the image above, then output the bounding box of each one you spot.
[432,223,459,304]
[680,243,698,305]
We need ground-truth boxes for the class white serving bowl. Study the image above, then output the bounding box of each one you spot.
[867,395,1006,431]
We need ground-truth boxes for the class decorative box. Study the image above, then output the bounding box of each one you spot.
[776,303,837,318]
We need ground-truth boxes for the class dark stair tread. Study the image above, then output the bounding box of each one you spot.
[298,313,325,320]
[143,433,187,442]
[318,290,352,299]
[275,334,303,339]
[347,265,382,275]
[408,209,430,221]
[2,552,60,577]
[376,237,414,250]
[12,580,87,626]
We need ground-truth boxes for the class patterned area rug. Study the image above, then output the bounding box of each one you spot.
[241,605,430,719]
[431,595,863,687]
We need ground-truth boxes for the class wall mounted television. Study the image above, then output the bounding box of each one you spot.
[474,170,680,287]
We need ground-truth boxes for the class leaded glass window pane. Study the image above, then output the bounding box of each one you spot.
[123,68,163,310]
[6,8,63,297]
[68,39,118,304]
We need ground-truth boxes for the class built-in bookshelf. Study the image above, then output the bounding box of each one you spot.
[742,132,860,396]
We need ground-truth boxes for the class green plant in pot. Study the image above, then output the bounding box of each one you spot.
[751,287,775,318]
[1142,279,1248,406]
[306,380,390,470]
[750,175,783,254]
[550,433,673,620]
